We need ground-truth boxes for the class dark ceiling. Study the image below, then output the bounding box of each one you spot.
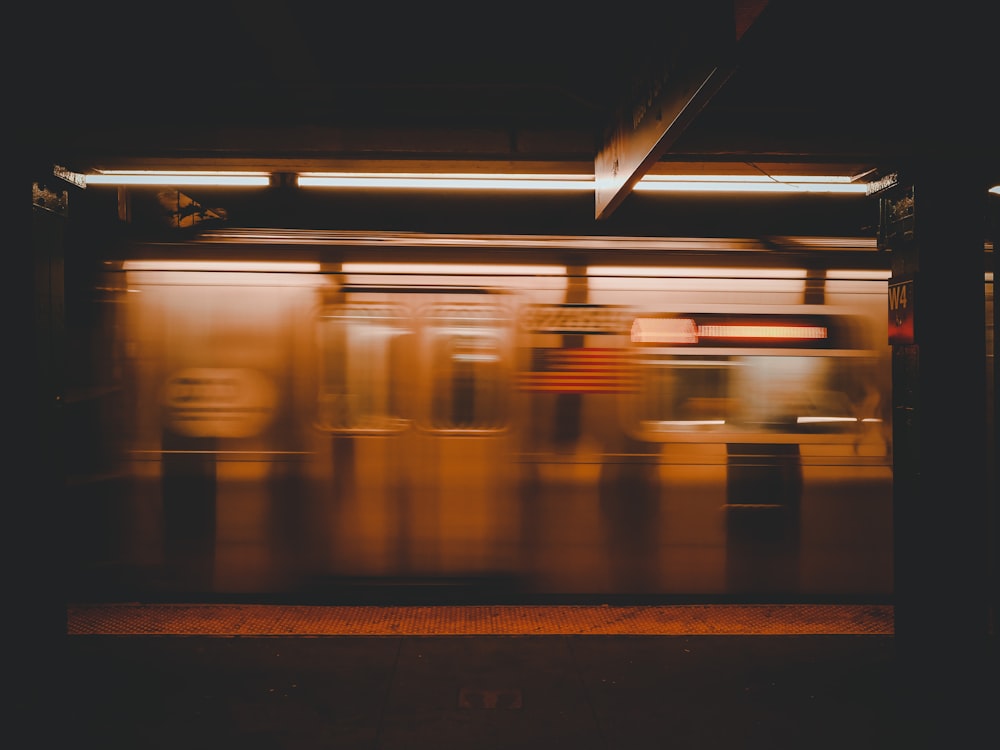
[27,0,999,230]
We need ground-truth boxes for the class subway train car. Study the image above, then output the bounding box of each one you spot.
[68,230,900,601]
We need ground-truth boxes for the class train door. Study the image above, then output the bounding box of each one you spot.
[314,284,519,585]
[314,297,414,578]
[411,296,518,580]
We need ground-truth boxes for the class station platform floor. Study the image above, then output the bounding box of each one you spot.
[57,602,994,750]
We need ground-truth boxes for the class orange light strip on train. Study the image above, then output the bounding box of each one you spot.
[122,260,322,272]
[697,324,828,340]
[630,318,828,344]
[631,318,698,344]
[341,262,565,276]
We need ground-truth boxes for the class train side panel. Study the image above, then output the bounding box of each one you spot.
[74,236,902,600]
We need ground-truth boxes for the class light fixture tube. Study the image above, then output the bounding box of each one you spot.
[634,179,868,194]
[642,174,855,183]
[86,171,271,187]
[80,169,891,194]
[298,172,869,193]
[297,173,593,190]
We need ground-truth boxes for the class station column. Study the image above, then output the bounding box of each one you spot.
[876,162,994,744]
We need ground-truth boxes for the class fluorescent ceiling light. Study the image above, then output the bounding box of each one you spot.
[86,170,271,187]
[299,171,869,193]
[297,172,593,190]
[635,174,868,194]
[75,169,999,195]
[638,182,867,193]
[644,174,855,183]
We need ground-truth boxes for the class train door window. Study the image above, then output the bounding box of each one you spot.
[315,304,411,433]
[420,303,511,433]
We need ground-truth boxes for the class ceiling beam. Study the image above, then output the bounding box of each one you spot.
[594,0,771,220]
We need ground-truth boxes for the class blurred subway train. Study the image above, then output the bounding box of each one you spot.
[67,229,915,601]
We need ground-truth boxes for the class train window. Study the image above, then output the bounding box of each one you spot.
[625,312,883,441]
[631,355,735,433]
[629,353,873,439]
[315,304,411,433]
[420,303,511,433]
[730,355,853,430]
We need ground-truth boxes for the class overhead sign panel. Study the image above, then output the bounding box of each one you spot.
[594,1,770,220]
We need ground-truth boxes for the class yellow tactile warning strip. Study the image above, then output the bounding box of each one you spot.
[66,603,893,636]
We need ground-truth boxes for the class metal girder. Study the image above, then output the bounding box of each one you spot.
[594,0,771,220]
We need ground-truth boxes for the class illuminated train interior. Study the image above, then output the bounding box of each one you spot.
[65,230,991,602]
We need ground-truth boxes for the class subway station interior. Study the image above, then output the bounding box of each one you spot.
[23,1,999,747]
